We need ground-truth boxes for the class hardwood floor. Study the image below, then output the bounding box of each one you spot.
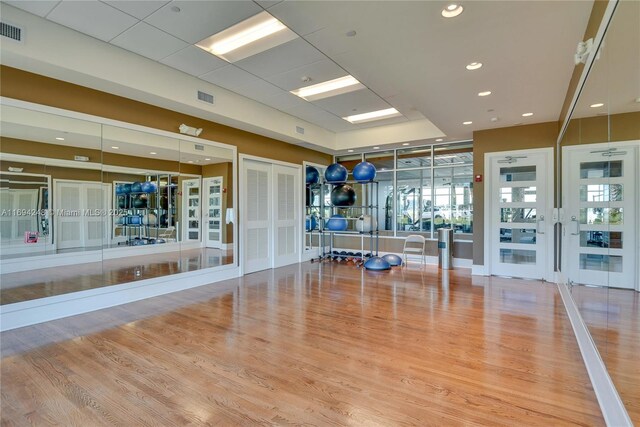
[1,263,604,426]
[0,248,233,305]
[571,284,640,424]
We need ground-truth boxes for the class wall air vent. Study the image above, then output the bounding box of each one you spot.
[296,126,305,135]
[197,90,214,104]
[194,144,204,151]
[0,22,23,42]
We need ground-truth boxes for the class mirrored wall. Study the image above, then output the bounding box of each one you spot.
[1,103,236,305]
[559,0,639,422]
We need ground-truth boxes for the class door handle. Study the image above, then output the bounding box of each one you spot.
[570,216,579,235]
[536,215,545,234]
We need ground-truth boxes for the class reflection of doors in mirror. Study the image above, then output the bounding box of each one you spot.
[182,178,201,242]
[203,177,222,249]
[563,143,638,289]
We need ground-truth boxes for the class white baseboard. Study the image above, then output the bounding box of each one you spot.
[0,266,240,331]
[472,264,489,276]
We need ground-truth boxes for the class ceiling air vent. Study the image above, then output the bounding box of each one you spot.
[0,22,23,42]
[194,144,204,151]
[296,126,305,135]
[197,90,214,104]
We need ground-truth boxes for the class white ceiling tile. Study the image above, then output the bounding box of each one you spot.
[46,1,139,42]
[160,46,227,77]
[262,91,310,111]
[312,89,390,118]
[235,38,325,79]
[103,1,169,20]
[111,22,187,61]
[144,0,263,44]
[313,115,356,132]
[199,65,260,91]
[254,0,283,10]
[232,79,283,104]
[3,0,59,17]
[268,1,327,36]
[282,102,340,127]
[265,59,348,92]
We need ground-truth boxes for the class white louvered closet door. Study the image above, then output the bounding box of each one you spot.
[56,181,84,249]
[243,159,272,274]
[273,164,300,268]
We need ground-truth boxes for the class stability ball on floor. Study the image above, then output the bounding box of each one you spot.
[382,253,403,266]
[325,214,348,231]
[330,184,356,207]
[353,161,377,182]
[325,163,348,184]
[306,166,320,185]
[364,256,391,271]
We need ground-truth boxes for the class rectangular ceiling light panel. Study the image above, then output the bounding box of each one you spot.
[290,75,365,101]
[343,108,402,124]
[196,11,297,62]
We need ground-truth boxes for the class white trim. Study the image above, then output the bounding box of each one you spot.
[472,264,489,276]
[0,265,240,331]
[557,282,633,427]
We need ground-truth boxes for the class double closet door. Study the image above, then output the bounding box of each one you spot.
[241,158,300,274]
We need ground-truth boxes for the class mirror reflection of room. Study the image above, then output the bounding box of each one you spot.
[0,106,235,304]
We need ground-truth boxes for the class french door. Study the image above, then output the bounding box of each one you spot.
[203,176,223,249]
[563,143,637,289]
[488,149,553,280]
[182,178,201,242]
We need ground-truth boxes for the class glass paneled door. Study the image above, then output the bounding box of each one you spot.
[564,144,637,289]
[203,177,223,249]
[182,178,201,242]
[489,149,553,280]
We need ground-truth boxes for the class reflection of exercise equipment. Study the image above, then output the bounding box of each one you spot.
[306,166,320,185]
[385,192,393,230]
[132,194,148,208]
[325,163,348,184]
[306,187,313,207]
[305,215,317,231]
[141,181,157,193]
[326,214,348,231]
[131,182,143,193]
[145,212,158,226]
[356,214,377,232]
[353,161,377,182]
[160,196,169,210]
[330,184,356,207]
[118,197,129,209]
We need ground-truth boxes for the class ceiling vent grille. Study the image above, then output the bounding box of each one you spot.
[194,144,204,151]
[296,126,305,135]
[197,90,214,104]
[1,22,23,42]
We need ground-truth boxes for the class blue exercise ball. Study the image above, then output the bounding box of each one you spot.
[141,181,157,193]
[115,184,124,195]
[325,214,348,231]
[364,256,391,271]
[324,163,348,184]
[122,183,132,194]
[305,215,317,231]
[330,184,356,207]
[306,166,320,185]
[131,182,143,193]
[353,161,377,182]
[382,253,403,266]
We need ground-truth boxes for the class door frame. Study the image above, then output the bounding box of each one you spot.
[484,147,555,281]
[239,154,302,276]
[561,140,640,291]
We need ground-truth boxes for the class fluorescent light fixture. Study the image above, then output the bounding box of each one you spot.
[463,121,473,125]
[8,167,23,172]
[290,75,365,101]
[435,138,444,142]
[111,146,119,150]
[402,143,410,146]
[466,62,482,71]
[373,146,380,150]
[478,91,491,96]
[347,149,354,153]
[522,112,533,117]
[150,152,157,155]
[442,4,464,18]
[188,161,194,163]
[55,137,65,141]
[205,158,211,161]
[590,103,604,108]
[437,155,458,159]
[196,11,297,62]
[343,108,401,124]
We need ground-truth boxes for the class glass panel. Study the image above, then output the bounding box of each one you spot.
[500,186,536,203]
[335,154,362,180]
[375,171,394,234]
[433,142,472,166]
[579,160,622,179]
[579,231,622,249]
[500,228,536,244]
[397,147,431,168]
[579,184,623,202]
[499,165,536,182]
[500,208,536,223]
[499,249,536,265]
[579,207,623,225]
[396,169,431,233]
[364,150,394,170]
[579,254,623,273]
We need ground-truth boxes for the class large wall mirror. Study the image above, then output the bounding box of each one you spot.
[559,0,639,422]
[1,102,236,307]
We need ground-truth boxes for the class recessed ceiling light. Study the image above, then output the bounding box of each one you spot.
[435,138,444,142]
[463,121,472,125]
[205,158,211,161]
[402,143,410,146]
[196,11,297,62]
[188,160,194,163]
[478,91,492,97]
[291,75,364,101]
[150,152,157,155]
[111,146,119,150]
[55,137,65,141]
[373,146,380,150]
[347,149,354,153]
[590,103,604,108]
[522,112,533,117]
[442,3,464,18]
[343,108,401,124]
[466,62,482,71]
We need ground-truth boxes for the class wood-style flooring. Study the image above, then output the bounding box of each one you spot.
[1,263,604,426]
[571,285,640,424]
[0,248,233,305]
